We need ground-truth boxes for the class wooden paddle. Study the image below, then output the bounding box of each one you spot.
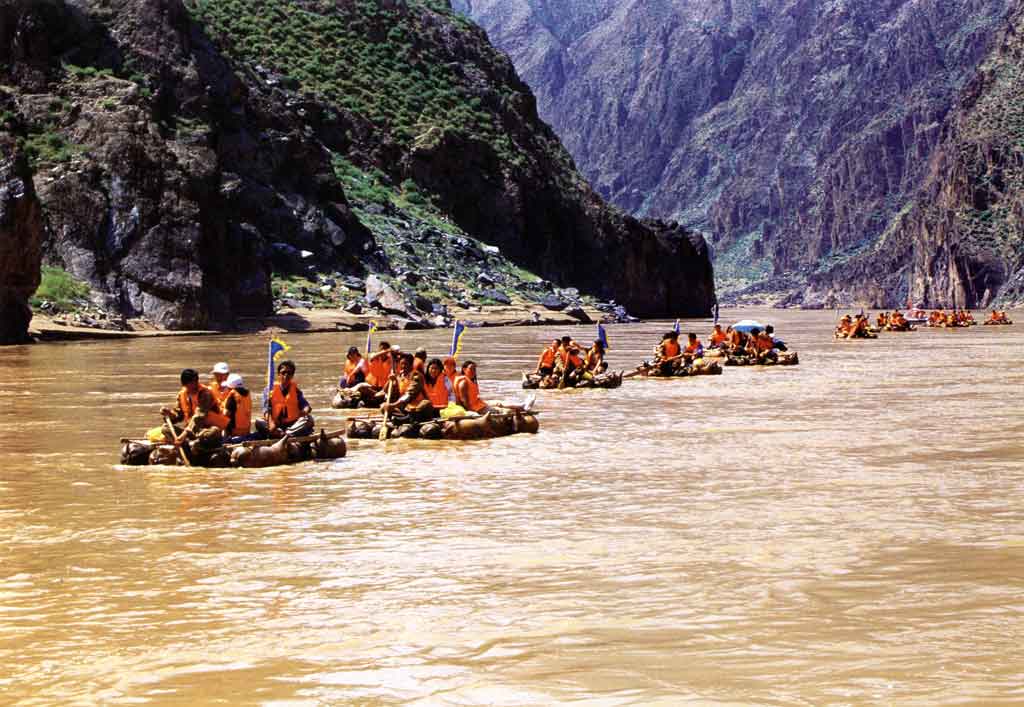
[378,378,395,441]
[163,413,191,467]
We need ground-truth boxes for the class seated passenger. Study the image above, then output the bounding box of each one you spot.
[655,332,682,375]
[683,332,704,363]
[584,339,608,377]
[423,358,453,412]
[222,373,256,443]
[340,346,368,388]
[556,335,585,386]
[454,360,490,413]
[708,324,727,349]
[256,359,314,438]
[366,342,395,390]
[536,339,559,376]
[753,329,778,362]
[160,368,230,443]
[208,361,232,406]
[381,353,435,422]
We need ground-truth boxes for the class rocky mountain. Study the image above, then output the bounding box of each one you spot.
[0,0,714,343]
[454,0,1017,305]
[809,0,1024,308]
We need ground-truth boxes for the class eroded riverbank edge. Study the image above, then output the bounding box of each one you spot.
[27,303,611,343]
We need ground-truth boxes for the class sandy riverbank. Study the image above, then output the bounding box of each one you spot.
[28,302,608,343]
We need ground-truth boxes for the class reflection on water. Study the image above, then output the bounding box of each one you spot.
[2,309,1023,704]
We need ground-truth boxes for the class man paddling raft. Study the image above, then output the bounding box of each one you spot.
[159,368,230,444]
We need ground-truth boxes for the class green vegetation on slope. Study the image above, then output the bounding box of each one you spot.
[30,266,92,312]
[187,0,519,159]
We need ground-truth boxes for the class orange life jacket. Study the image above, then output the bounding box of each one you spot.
[710,330,726,346]
[539,347,557,368]
[755,335,773,352]
[424,375,450,407]
[270,381,302,426]
[561,347,584,368]
[684,339,702,355]
[398,373,426,406]
[454,375,486,413]
[226,389,252,436]
[661,341,681,358]
[366,353,391,388]
[208,380,230,406]
[178,384,230,430]
[344,357,362,378]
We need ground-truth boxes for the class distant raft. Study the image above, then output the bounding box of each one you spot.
[723,352,800,367]
[625,358,724,379]
[521,370,623,390]
[346,410,539,441]
[120,428,347,468]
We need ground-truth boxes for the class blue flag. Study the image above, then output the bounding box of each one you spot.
[450,320,466,358]
[596,322,609,350]
[365,320,378,356]
[263,336,291,407]
[673,318,681,335]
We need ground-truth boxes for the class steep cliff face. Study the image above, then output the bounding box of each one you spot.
[0,128,43,344]
[1,0,375,329]
[0,0,713,340]
[807,0,1024,308]
[455,0,1012,300]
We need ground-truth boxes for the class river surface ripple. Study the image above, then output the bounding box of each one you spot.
[1,308,1023,705]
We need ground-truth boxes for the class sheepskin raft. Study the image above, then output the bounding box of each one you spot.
[626,358,724,378]
[119,428,347,468]
[520,370,623,390]
[722,352,800,367]
[346,410,540,441]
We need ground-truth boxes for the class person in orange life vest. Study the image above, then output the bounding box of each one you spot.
[556,335,585,385]
[423,358,453,412]
[256,359,314,438]
[365,342,397,390]
[726,325,748,351]
[340,346,368,388]
[160,368,229,443]
[413,347,428,373]
[381,353,436,421]
[454,360,491,413]
[221,373,257,443]
[208,361,231,405]
[708,324,727,349]
[584,339,607,377]
[454,361,534,414]
[535,338,560,376]
[655,332,682,375]
[442,356,458,399]
[682,332,704,364]
[750,328,778,363]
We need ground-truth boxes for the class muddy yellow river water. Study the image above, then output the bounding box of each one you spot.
[2,308,1023,705]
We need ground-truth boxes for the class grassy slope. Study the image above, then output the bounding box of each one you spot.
[183,0,598,311]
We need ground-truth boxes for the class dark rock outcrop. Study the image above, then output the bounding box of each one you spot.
[456,0,1012,301]
[0,134,43,344]
[0,0,714,341]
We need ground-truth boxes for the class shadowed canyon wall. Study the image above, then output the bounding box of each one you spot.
[0,0,714,342]
[455,0,1021,306]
